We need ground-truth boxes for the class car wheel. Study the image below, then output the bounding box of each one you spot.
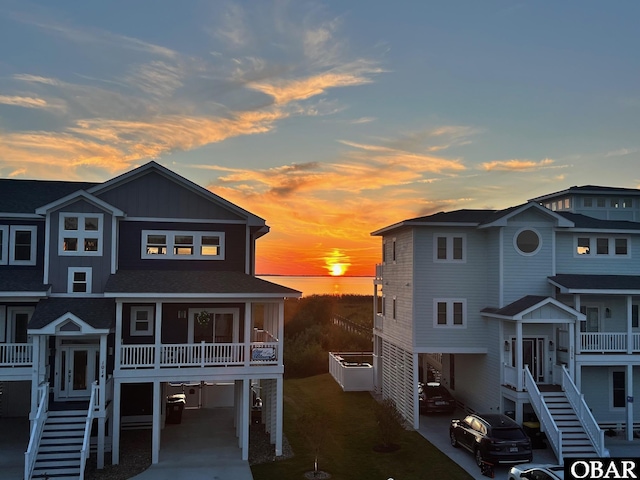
[449,430,458,448]
[474,448,484,467]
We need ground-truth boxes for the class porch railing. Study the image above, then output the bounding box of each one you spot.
[0,343,33,366]
[523,367,562,460]
[24,382,48,480]
[119,341,280,369]
[80,382,98,480]
[559,364,608,458]
[580,332,627,352]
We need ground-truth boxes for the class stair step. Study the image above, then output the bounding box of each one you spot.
[39,443,83,452]
[34,459,82,468]
[32,468,81,478]
[44,423,85,431]
[37,451,82,460]
[40,437,84,446]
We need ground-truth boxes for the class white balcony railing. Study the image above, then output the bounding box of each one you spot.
[119,341,280,369]
[0,343,33,366]
[580,332,632,352]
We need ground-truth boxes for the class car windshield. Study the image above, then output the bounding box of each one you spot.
[492,427,526,440]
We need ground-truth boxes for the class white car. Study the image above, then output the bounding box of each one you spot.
[508,463,564,480]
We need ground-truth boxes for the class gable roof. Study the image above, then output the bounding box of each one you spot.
[89,161,267,228]
[29,298,115,330]
[0,179,98,215]
[481,295,583,322]
[34,190,125,217]
[104,270,300,298]
[556,211,640,231]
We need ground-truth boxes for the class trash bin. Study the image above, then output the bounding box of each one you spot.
[523,421,546,449]
[166,393,186,424]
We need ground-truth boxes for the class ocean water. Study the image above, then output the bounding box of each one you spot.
[257,275,374,297]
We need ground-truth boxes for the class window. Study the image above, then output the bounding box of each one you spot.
[142,230,225,260]
[59,213,103,256]
[564,198,570,209]
[597,198,606,208]
[514,228,541,256]
[575,236,629,257]
[68,267,92,293]
[392,238,396,263]
[10,225,37,265]
[623,198,633,208]
[583,198,593,208]
[382,240,387,264]
[392,297,397,320]
[434,299,466,328]
[612,370,625,409]
[434,234,465,262]
[632,305,639,329]
[130,307,154,336]
[0,225,7,265]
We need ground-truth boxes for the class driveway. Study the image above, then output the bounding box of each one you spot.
[0,417,30,480]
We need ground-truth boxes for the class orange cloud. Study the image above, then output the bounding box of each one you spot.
[480,158,554,171]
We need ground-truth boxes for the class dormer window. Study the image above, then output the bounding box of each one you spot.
[59,213,103,256]
[142,230,225,260]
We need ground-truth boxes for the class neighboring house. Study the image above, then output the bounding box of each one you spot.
[372,185,640,461]
[0,161,299,479]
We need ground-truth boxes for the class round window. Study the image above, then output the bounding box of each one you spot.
[515,229,540,255]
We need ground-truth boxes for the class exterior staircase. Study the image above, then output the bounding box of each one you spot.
[541,390,598,458]
[31,408,88,479]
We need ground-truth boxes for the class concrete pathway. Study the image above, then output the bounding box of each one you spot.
[0,417,30,480]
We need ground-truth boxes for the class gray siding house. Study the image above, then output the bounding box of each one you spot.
[0,161,299,479]
[372,186,640,462]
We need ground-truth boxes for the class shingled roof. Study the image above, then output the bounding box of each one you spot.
[29,298,115,329]
[0,270,50,294]
[0,179,97,214]
[105,270,300,297]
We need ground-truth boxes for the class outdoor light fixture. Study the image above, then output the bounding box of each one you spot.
[605,307,612,318]
[549,340,554,351]
[177,310,187,319]
[504,340,510,352]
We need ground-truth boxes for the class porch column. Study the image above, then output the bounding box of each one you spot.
[241,378,250,460]
[244,302,251,367]
[112,379,121,465]
[152,380,161,464]
[98,334,107,469]
[627,296,633,354]
[276,375,283,456]
[114,301,123,371]
[515,321,523,391]
[154,302,162,368]
[30,334,41,424]
[277,301,284,366]
[412,352,420,430]
[575,295,581,354]
[626,364,634,441]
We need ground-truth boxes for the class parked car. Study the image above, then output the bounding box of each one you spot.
[508,464,564,480]
[449,413,532,467]
[418,382,456,413]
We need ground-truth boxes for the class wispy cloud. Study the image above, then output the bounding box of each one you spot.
[480,158,554,171]
[0,95,51,109]
[605,148,637,157]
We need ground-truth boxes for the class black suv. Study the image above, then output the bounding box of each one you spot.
[449,413,532,467]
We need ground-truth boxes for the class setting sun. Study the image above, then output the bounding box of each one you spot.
[324,249,351,276]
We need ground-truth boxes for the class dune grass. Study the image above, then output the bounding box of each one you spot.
[251,374,473,480]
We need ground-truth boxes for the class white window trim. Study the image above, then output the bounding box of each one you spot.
[513,227,542,257]
[67,267,92,294]
[9,225,37,265]
[130,306,154,336]
[392,238,397,263]
[0,225,8,265]
[58,213,104,256]
[187,308,239,343]
[433,234,466,263]
[573,235,630,258]
[141,230,225,260]
[392,296,397,320]
[433,299,467,328]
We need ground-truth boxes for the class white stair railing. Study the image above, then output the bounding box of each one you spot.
[24,382,49,480]
[79,382,99,480]
[559,365,608,457]
[523,367,563,460]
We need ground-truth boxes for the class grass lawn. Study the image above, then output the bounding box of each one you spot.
[251,374,473,480]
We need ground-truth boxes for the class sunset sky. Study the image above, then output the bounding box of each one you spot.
[1,1,639,276]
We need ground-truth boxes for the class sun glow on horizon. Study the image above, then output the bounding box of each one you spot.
[324,248,351,276]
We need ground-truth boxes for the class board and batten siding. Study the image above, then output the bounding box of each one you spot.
[412,227,490,350]
[501,211,556,305]
[96,170,246,221]
[555,231,640,275]
[47,200,114,293]
[379,228,414,352]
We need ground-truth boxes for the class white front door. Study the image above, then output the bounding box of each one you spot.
[56,345,98,400]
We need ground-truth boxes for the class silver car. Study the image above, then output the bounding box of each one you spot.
[508,463,564,480]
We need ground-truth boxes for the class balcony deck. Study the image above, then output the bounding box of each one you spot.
[577,332,640,353]
[0,343,33,367]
